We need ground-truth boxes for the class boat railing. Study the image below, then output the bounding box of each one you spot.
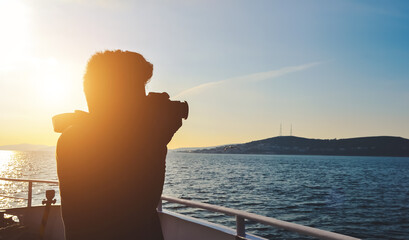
[0,178,360,240]
[0,177,58,208]
[159,195,360,240]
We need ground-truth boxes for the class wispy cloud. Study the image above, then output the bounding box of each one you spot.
[174,61,324,98]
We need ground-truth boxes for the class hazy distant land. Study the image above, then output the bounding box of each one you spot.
[180,136,409,157]
[0,144,56,152]
[2,136,409,157]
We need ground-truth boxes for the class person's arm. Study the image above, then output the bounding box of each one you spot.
[147,92,184,146]
[56,127,87,203]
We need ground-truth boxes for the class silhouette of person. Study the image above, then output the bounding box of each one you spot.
[55,50,184,240]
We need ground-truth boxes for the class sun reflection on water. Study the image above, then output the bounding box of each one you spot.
[0,150,26,208]
[0,150,15,175]
[0,150,59,209]
[0,150,28,179]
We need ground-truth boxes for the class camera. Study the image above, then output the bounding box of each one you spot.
[146,92,189,120]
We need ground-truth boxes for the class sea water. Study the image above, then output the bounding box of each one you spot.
[0,150,408,239]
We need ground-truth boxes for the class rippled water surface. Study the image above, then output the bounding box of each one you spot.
[1,150,408,239]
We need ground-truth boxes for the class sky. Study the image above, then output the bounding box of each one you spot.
[0,0,408,149]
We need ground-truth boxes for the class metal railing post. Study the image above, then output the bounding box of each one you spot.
[157,199,162,212]
[27,181,32,208]
[236,215,245,238]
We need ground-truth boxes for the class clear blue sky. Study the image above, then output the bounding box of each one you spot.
[0,0,408,148]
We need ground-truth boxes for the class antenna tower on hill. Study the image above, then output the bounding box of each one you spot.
[290,124,292,136]
[279,123,282,136]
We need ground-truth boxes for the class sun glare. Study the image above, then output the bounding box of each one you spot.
[0,1,72,109]
[41,77,69,104]
[0,1,30,70]
[34,59,72,108]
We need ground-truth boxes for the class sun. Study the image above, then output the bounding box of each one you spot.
[37,79,72,108]
[0,1,73,110]
[0,1,30,69]
[41,77,69,104]
[34,59,73,108]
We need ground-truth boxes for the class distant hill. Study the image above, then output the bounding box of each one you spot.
[184,136,409,157]
[0,144,56,152]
